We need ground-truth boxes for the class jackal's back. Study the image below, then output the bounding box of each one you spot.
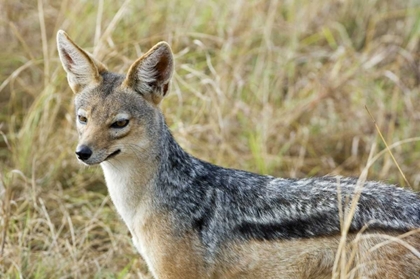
[155,135,420,253]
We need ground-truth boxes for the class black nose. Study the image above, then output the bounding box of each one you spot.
[75,145,92,161]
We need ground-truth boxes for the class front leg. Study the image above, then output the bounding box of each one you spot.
[133,213,209,279]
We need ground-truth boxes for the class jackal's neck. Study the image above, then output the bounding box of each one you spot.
[158,122,195,175]
[153,119,216,203]
[152,115,226,197]
[100,129,163,231]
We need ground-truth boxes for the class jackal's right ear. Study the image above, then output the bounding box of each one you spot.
[57,30,107,94]
[123,42,174,105]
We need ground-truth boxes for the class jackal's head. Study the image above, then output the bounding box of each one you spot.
[57,30,173,165]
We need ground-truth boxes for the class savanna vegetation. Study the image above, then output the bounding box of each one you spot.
[1,0,420,278]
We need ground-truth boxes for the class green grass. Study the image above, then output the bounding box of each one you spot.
[1,0,420,277]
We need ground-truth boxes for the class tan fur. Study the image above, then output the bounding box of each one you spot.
[133,210,207,279]
[134,217,420,279]
[214,233,420,279]
[130,199,420,279]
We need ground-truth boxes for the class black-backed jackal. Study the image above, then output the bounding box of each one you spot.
[57,30,420,279]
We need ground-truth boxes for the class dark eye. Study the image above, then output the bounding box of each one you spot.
[78,115,88,124]
[111,119,129,128]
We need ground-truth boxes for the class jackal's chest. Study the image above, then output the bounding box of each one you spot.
[100,162,151,232]
[131,211,209,279]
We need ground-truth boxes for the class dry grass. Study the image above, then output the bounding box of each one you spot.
[1,0,420,278]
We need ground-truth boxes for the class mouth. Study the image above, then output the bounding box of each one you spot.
[105,149,121,161]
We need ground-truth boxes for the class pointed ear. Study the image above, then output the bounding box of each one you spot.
[56,30,107,94]
[123,42,174,105]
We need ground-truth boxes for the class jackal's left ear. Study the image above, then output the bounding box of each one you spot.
[124,42,174,105]
[57,30,107,94]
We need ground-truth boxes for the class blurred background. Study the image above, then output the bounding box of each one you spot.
[1,0,420,277]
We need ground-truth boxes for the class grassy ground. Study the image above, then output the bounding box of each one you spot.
[1,0,420,278]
